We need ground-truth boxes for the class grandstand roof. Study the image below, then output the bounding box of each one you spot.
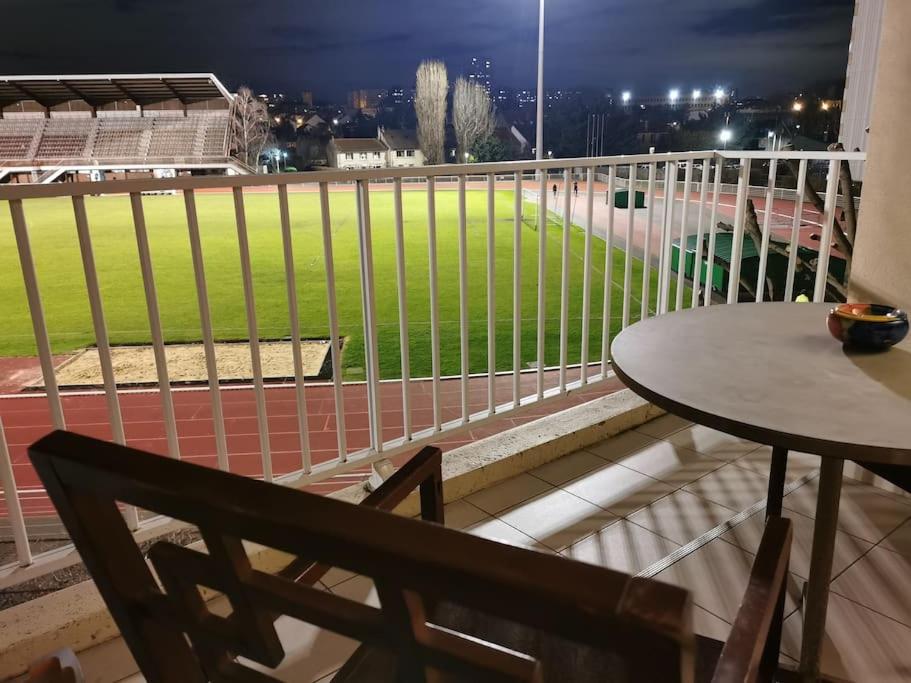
[0,73,232,107]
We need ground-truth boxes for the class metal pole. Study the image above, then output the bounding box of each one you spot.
[535,0,545,162]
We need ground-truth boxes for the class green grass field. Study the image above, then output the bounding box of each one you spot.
[0,189,683,380]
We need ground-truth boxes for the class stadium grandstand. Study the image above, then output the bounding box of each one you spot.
[0,73,252,184]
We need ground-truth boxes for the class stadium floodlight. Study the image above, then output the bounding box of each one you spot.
[714,87,725,102]
[768,130,775,138]
[669,88,680,103]
[692,89,702,99]
[621,90,631,104]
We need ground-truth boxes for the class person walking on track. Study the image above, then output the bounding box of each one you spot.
[573,181,579,197]
[552,183,557,200]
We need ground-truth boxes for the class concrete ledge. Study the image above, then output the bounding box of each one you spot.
[0,389,661,680]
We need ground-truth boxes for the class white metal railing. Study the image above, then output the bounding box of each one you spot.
[0,148,865,584]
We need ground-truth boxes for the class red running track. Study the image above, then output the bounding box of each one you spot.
[0,369,623,520]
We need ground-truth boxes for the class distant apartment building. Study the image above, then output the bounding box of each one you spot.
[634,90,729,110]
[378,127,423,168]
[301,90,314,107]
[468,57,492,94]
[389,87,414,105]
[348,89,387,115]
[327,138,387,169]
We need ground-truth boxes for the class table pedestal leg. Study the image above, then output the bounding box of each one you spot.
[799,457,844,681]
[766,446,789,519]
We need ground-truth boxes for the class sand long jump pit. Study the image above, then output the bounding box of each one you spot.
[41,340,332,389]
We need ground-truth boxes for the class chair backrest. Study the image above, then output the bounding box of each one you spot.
[30,431,697,682]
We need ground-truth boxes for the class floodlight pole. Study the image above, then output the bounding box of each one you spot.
[535,0,545,165]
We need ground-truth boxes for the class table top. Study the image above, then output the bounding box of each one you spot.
[611,302,911,466]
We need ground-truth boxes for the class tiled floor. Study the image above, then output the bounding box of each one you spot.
[78,414,911,682]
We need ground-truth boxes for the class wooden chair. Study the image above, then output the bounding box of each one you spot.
[29,430,793,683]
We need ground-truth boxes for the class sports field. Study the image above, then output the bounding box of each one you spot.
[0,189,683,380]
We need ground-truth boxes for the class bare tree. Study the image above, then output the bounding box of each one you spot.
[415,60,448,165]
[453,77,495,162]
[231,86,270,170]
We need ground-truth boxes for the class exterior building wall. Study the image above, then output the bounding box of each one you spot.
[331,150,387,170]
[840,0,886,178]
[850,0,911,308]
[387,148,423,168]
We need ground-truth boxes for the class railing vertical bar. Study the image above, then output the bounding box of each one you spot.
[755,159,778,301]
[536,170,547,399]
[230,187,271,480]
[813,159,841,303]
[457,176,470,423]
[512,173,522,407]
[393,178,413,439]
[183,190,229,471]
[130,192,180,460]
[355,181,384,450]
[622,163,637,327]
[277,184,311,473]
[580,167,594,384]
[9,199,65,430]
[691,157,711,308]
[727,158,752,304]
[487,173,497,413]
[73,195,138,529]
[427,177,442,429]
[704,158,724,306]
[784,159,809,302]
[72,196,125,445]
[658,161,676,314]
[641,162,657,319]
[675,160,693,311]
[558,169,572,392]
[318,183,347,461]
[600,166,616,373]
[0,419,31,566]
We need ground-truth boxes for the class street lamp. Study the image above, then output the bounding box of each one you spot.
[719,128,732,150]
[621,90,631,104]
[536,0,545,164]
[792,101,803,112]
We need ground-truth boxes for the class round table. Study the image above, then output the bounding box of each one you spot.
[610,302,911,680]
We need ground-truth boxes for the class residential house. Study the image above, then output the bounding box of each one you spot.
[378,127,423,168]
[327,138,387,169]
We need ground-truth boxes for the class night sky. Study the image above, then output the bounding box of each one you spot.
[0,0,854,100]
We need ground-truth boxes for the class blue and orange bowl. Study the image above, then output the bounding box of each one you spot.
[827,303,909,350]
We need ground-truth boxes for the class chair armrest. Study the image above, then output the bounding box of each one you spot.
[277,446,444,584]
[27,649,84,683]
[711,516,793,683]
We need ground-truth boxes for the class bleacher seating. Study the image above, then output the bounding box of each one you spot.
[0,119,44,162]
[34,118,91,159]
[0,111,230,166]
[147,117,198,158]
[93,118,151,159]
[200,115,230,156]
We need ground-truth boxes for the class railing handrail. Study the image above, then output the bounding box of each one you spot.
[0,149,866,201]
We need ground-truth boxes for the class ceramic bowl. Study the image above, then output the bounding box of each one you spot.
[827,303,909,350]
